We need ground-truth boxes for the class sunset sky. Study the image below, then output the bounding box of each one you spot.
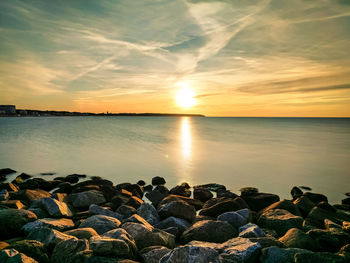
[1,0,350,116]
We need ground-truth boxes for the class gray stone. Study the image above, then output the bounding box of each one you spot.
[40,197,73,217]
[239,223,266,238]
[102,228,137,255]
[89,204,123,220]
[69,190,106,208]
[141,246,171,263]
[219,237,261,263]
[278,228,316,250]
[295,252,348,263]
[27,227,76,249]
[7,240,49,263]
[137,203,160,225]
[155,216,191,237]
[123,214,152,227]
[64,228,99,239]
[160,245,221,263]
[260,246,312,263]
[22,218,75,232]
[51,238,89,263]
[307,228,350,252]
[79,215,121,234]
[90,236,132,257]
[158,200,196,222]
[0,248,38,263]
[218,211,247,228]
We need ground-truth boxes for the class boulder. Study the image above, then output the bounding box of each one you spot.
[69,190,106,208]
[241,192,280,212]
[182,220,237,243]
[0,241,9,250]
[169,185,191,197]
[22,218,75,232]
[64,228,99,239]
[145,189,168,207]
[193,188,213,202]
[79,215,121,234]
[27,208,49,219]
[8,240,49,263]
[239,223,266,238]
[0,168,16,176]
[158,200,196,222]
[219,237,261,263]
[307,228,350,252]
[200,197,248,217]
[217,210,248,228]
[261,199,302,217]
[278,228,316,250]
[89,204,123,220]
[27,227,76,249]
[102,228,136,251]
[137,180,146,186]
[195,183,226,192]
[155,217,191,237]
[141,246,171,263]
[0,208,37,239]
[40,198,73,217]
[90,236,133,258]
[152,176,166,185]
[0,248,38,263]
[12,189,51,206]
[0,189,9,201]
[0,200,25,209]
[260,246,312,263]
[123,214,152,227]
[122,222,175,250]
[303,192,328,204]
[160,245,221,263]
[294,251,348,263]
[116,205,137,218]
[0,182,19,192]
[249,237,285,248]
[291,186,303,200]
[306,206,350,228]
[51,238,89,263]
[158,195,203,211]
[293,196,316,217]
[137,203,160,225]
[125,196,143,209]
[257,209,303,236]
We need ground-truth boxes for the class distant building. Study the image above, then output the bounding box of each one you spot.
[0,105,16,115]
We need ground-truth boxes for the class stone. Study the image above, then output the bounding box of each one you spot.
[307,228,350,252]
[0,208,37,239]
[1,200,25,209]
[123,214,153,227]
[219,237,262,263]
[0,241,9,251]
[195,183,226,192]
[293,196,316,217]
[324,219,342,230]
[8,240,49,263]
[200,197,248,218]
[69,190,106,208]
[294,252,348,263]
[19,178,58,191]
[0,248,38,263]
[0,168,16,176]
[79,215,121,234]
[240,187,259,196]
[0,189,9,201]
[236,208,251,221]
[110,194,129,210]
[116,205,137,218]
[343,221,350,232]
[306,206,350,228]
[64,174,80,184]
[249,237,285,248]
[27,208,49,219]
[144,185,153,191]
[181,220,237,243]
[158,200,196,222]
[137,202,160,225]
[54,182,72,194]
[239,223,266,238]
[217,211,248,228]
[291,186,303,200]
[145,189,168,207]
[303,192,328,204]
[90,236,132,258]
[169,185,191,197]
[257,209,303,236]
[51,238,89,263]
[122,222,175,250]
[64,228,99,239]
[40,197,73,217]
[160,245,221,263]
[89,204,123,220]
[260,246,313,263]
[12,189,51,206]
[125,196,143,209]
[158,195,203,211]
[261,199,302,217]
[22,218,75,232]
[0,182,19,192]
[193,188,213,202]
[27,227,76,249]
[342,197,350,205]
[278,228,315,250]
[155,217,191,237]
[141,246,171,263]
[241,192,280,212]
[152,176,166,185]
[121,183,144,199]
[101,228,137,256]
[137,180,146,186]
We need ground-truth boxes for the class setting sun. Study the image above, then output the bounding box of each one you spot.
[176,82,197,109]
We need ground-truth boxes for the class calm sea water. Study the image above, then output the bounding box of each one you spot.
[0,116,349,203]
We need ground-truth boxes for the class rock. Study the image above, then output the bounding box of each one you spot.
[141,246,171,263]
[181,220,237,243]
[291,186,303,200]
[307,228,350,252]
[12,189,51,206]
[261,199,302,217]
[0,208,37,239]
[54,182,72,194]
[160,245,221,263]
[40,198,73,217]
[169,185,191,197]
[343,221,350,232]
[89,204,123,220]
[64,228,99,239]
[137,203,160,225]
[8,240,49,263]
[124,214,153,227]
[110,194,130,210]
[51,238,89,263]
[193,188,213,203]
[158,200,196,222]
[293,196,316,217]
[195,183,226,192]
[152,176,166,186]
[22,218,75,232]
[324,219,342,229]
[79,215,121,235]
[0,168,16,176]
[101,228,137,257]
[241,192,280,212]
[27,227,76,249]
[155,217,191,237]
[278,228,315,250]
[316,201,336,213]
[71,185,100,194]
[217,189,238,199]
[137,180,146,186]
[260,246,312,263]
[249,237,285,248]
[145,189,168,207]
[217,211,248,228]
[1,200,25,209]
[120,183,144,199]
[239,223,266,238]
[27,208,49,219]
[64,174,80,184]
[342,197,350,205]
[125,196,143,209]
[122,222,175,250]
[116,205,137,218]
[144,185,153,191]
[0,189,9,201]
[306,206,350,228]
[0,248,38,263]
[200,197,248,217]
[0,182,19,192]
[69,190,106,208]
[90,236,132,258]
[158,195,203,211]
[219,237,262,263]
[0,241,9,250]
[240,187,259,196]
[294,251,348,263]
[302,192,328,204]
[19,178,58,191]
[257,209,303,236]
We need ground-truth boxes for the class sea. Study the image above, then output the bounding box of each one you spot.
[0,116,349,204]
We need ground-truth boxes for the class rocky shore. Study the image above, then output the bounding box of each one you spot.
[0,168,349,263]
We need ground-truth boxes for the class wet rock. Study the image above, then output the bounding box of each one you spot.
[293,195,316,217]
[278,228,315,250]
[307,228,350,252]
[54,182,72,194]
[219,237,262,263]
[160,245,221,263]
[217,210,248,228]
[193,187,213,202]
[155,217,191,237]
[79,215,121,234]
[0,168,16,176]
[69,190,106,208]
[137,180,146,186]
[169,185,191,197]
[0,189,9,201]
[122,222,175,250]
[303,192,328,204]
[1,200,25,209]
[64,174,80,184]
[40,197,73,217]
[261,199,302,217]
[217,189,238,199]
[145,188,168,207]
[137,202,160,225]
[0,248,38,263]
[291,186,303,200]
[116,205,137,218]
[241,192,280,212]
[12,189,51,206]
[123,214,153,227]
[158,200,196,222]
[64,228,99,239]
[342,197,350,206]
[89,204,123,220]
[71,185,100,194]
[195,183,226,192]
[27,227,76,250]
[125,196,143,209]
[22,218,75,232]
[144,185,153,191]
[158,194,203,211]
[8,240,49,263]
[152,176,166,186]
[141,246,171,263]
[257,209,303,236]
[110,194,130,210]
[51,238,89,263]
[260,246,312,263]
[0,182,19,192]
[90,236,132,258]
[239,223,266,238]
[306,206,350,228]
[0,208,37,239]
[19,178,58,191]
[249,237,285,248]
[200,197,248,217]
[182,220,237,243]
[27,208,49,219]
[294,251,348,263]
[240,187,259,196]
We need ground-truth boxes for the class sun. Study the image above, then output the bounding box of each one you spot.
[176,82,197,109]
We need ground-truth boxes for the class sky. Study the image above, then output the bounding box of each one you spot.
[1,0,350,117]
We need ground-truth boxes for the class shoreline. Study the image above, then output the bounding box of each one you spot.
[0,168,349,262]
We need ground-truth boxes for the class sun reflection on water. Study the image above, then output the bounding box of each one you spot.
[181,117,191,159]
